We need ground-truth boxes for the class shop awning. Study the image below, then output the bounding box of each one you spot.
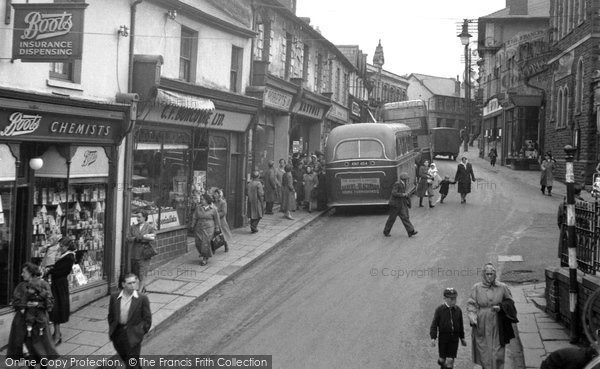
[154,88,215,111]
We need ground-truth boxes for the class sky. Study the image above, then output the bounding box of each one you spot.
[296,0,507,79]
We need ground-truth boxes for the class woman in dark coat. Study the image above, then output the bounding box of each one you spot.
[7,262,58,364]
[455,156,476,204]
[48,237,76,345]
[416,160,434,207]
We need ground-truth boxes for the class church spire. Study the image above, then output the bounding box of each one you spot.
[373,39,384,68]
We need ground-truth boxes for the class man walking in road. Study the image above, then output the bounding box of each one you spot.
[246,171,265,233]
[383,172,418,238]
[107,274,152,369]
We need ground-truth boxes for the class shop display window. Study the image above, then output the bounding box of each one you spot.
[0,184,13,306]
[31,177,107,289]
[132,128,192,229]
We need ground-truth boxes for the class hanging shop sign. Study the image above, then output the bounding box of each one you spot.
[12,3,88,62]
[483,98,502,117]
[351,101,361,117]
[0,108,123,144]
[263,88,293,112]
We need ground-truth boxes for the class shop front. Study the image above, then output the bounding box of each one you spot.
[247,82,297,175]
[132,68,258,266]
[481,97,503,165]
[0,88,130,345]
[290,90,331,155]
[503,95,543,170]
[323,102,350,149]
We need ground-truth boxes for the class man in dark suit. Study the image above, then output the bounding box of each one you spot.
[383,172,418,238]
[108,274,152,369]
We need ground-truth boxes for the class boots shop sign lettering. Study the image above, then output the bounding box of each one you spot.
[0,110,121,144]
[12,3,88,62]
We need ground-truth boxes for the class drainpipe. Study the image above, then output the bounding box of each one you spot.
[121,0,144,277]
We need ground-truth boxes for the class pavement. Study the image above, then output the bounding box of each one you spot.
[1,206,326,366]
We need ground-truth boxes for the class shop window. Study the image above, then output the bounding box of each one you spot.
[132,128,192,230]
[179,27,198,82]
[230,46,243,93]
[207,135,229,191]
[0,184,14,306]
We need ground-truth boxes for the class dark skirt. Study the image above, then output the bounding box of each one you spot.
[194,227,214,258]
[50,277,70,324]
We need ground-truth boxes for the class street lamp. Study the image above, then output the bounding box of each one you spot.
[458,19,472,153]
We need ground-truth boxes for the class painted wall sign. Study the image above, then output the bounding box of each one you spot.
[264,88,293,111]
[0,108,123,143]
[12,3,88,62]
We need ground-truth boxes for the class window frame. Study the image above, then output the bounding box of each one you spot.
[230,45,243,93]
[179,26,198,83]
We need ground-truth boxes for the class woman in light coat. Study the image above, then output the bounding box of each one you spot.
[212,189,232,251]
[191,193,221,266]
[467,263,514,369]
[281,164,296,220]
[416,160,434,208]
[540,152,556,196]
[302,166,319,213]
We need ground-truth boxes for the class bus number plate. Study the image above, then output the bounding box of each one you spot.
[350,161,371,166]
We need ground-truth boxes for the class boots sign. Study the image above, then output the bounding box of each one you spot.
[12,3,88,62]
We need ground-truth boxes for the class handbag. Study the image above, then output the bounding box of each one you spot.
[211,231,227,252]
[140,242,157,260]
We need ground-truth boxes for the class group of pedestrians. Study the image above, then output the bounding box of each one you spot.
[429,263,517,369]
[6,237,78,367]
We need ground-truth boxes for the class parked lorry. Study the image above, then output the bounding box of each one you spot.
[430,127,461,160]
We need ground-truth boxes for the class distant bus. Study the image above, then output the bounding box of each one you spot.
[325,123,420,207]
[381,100,431,161]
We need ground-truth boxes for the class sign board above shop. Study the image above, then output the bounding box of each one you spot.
[292,101,327,120]
[327,104,349,124]
[263,88,293,112]
[0,105,124,144]
[12,3,88,62]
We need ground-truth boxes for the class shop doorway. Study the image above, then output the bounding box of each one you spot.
[11,185,31,289]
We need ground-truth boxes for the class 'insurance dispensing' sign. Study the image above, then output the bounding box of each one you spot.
[12,3,88,62]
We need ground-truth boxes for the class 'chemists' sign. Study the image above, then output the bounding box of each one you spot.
[12,3,88,62]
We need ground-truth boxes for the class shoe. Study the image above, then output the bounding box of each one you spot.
[383,233,390,237]
[429,204,435,208]
[200,260,207,266]
[440,200,444,204]
[265,211,274,215]
[541,189,545,195]
[53,335,62,345]
[251,229,258,233]
[224,244,229,252]
[419,205,424,207]
[285,215,294,220]
[547,193,552,196]
[308,210,312,213]
[408,231,418,237]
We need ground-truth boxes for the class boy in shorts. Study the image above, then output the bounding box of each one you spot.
[430,287,467,368]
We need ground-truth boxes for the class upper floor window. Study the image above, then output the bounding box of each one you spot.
[230,46,243,93]
[335,67,341,101]
[254,23,264,60]
[302,44,309,81]
[315,53,323,93]
[49,62,77,82]
[556,86,569,128]
[179,27,197,82]
[284,33,292,79]
[575,58,584,114]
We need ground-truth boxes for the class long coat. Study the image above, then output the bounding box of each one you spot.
[540,159,555,186]
[7,278,58,360]
[192,205,220,258]
[246,179,264,219]
[49,251,75,324]
[415,165,432,197]
[467,281,513,369]
[455,162,476,194]
[303,172,319,201]
[264,167,279,203]
[127,222,157,261]
[214,198,232,243]
[281,172,296,212]
[275,167,285,202]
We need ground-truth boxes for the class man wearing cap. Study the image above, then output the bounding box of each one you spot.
[383,172,417,238]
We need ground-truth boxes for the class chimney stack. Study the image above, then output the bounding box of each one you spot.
[509,0,528,15]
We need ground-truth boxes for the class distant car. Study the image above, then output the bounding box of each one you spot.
[430,127,461,160]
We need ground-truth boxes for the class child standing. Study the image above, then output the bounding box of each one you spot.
[430,287,467,368]
[437,176,456,204]
[488,148,498,167]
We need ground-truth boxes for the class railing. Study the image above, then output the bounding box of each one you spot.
[559,199,599,274]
